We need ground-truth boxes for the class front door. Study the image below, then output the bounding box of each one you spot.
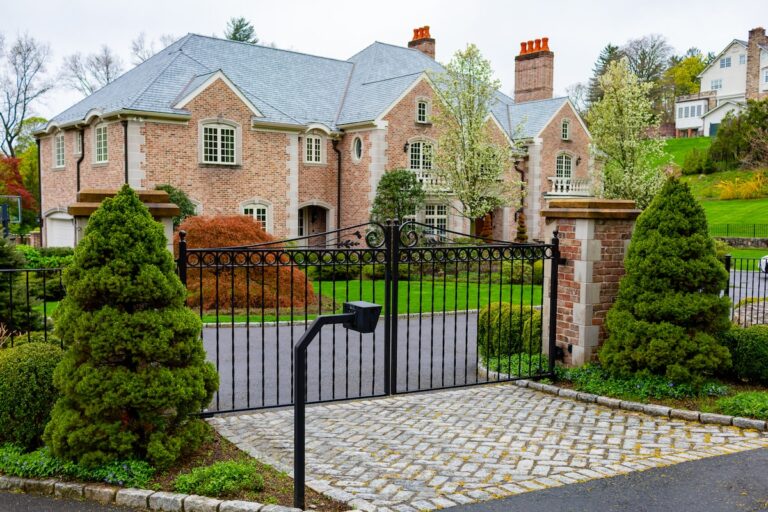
[298,205,328,246]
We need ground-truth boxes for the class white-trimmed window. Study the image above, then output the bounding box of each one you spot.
[424,204,447,234]
[677,107,683,118]
[764,68,768,83]
[202,122,237,164]
[416,99,430,124]
[561,119,570,140]
[684,106,690,117]
[53,133,65,168]
[409,140,434,186]
[95,125,108,163]
[720,57,731,68]
[556,154,573,179]
[739,54,746,65]
[305,135,323,163]
[696,105,702,117]
[711,79,723,91]
[352,136,363,162]
[74,131,82,155]
[242,202,271,232]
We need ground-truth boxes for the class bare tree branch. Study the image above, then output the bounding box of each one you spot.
[131,33,177,65]
[0,33,53,157]
[61,44,124,97]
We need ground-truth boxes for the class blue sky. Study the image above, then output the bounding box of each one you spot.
[2,0,765,119]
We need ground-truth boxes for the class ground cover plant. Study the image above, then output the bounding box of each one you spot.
[600,178,731,384]
[44,185,218,468]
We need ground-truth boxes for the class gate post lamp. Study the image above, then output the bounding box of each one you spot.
[294,301,382,510]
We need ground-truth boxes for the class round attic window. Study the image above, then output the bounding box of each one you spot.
[352,137,363,161]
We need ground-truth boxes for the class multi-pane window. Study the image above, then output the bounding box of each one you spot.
[740,54,746,65]
[684,106,690,117]
[424,204,447,234]
[561,119,570,140]
[556,154,572,179]
[203,124,236,164]
[711,79,723,90]
[764,69,768,83]
[95,125,108,163]
[409,141,432,171]
[720,57,731,68]
[305,135,322,163]
[678,107,683,118]
[74,131,83,155]
[54,133,65,168]
[243,204,269,231]
[696,105,702,117]
[416,100,429,123]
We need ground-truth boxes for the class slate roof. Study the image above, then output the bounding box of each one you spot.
[47,33,569,139]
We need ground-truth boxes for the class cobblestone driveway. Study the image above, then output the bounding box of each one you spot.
[210,383,768,512]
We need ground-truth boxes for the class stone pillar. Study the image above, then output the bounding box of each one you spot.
[540,199,640,365]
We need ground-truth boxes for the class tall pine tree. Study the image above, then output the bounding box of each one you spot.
[587,43,622,107]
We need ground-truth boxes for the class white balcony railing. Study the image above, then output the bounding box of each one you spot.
[413,169,447,192]
[547,177,592,196]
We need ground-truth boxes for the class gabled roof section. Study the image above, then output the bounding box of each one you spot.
[702,100,743,118]
[698,39,748,78]
[336,42,444,125]
[504,97,570,139]
[174,70,263,117]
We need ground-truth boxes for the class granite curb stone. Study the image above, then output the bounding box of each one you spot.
[184,494,223,512]
[700,413,734,426]
[83,484,118,504]
[54,481,85,499]
[23,477,57,494]
[149,491,187,511]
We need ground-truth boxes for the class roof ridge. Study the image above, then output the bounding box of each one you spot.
[333,62,356,125]
[510,96,568,107]
[362,71,424,86]
[185,33,354,65]
[127,50,201,110]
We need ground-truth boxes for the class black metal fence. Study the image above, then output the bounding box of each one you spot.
[726,255,768,326]
[178,220,559,415]
[0,267,64,346]
[711,224,768,238]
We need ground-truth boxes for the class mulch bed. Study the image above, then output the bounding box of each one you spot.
[151,427,347,511]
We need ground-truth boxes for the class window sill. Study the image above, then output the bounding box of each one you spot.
[561,138,572,142]
[415,121,433,126]
[92,162,109,167]
[199,163,241,169]
[51,166,66,171]
[303,162,328,167]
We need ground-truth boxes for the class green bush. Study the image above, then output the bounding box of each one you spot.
[713,240,732,264]
[555,364,729,401]
[719,326,768,384]
[2,331,62,349]
[155,184,197,229]
[44,186,218,468]
[14,245,74,269]
[716,392,768,420]
[680,147,713,175]
[500,260,544,285]
[478,303,542,359]
[369,169,426,224]
[0,343,62,449]
[0,444,154,488]
[600,179,732,384]
[174,461,264,497]
[361,263,414,280]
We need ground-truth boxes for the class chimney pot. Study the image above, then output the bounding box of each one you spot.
[413,28,419,40]
[527,40,534,53]
[534,39,541,51]
[520,42,527,55]
[542,37,549,51]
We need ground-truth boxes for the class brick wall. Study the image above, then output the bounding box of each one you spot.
[746,27,768,101]
[514,52,554,103]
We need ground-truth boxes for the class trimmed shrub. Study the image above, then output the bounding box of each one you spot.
[0,343,62,449]
[176,216,314,311]
[14,245,74,269]
[719,325,768,384]
[1,331,62,349]
[155,184,197,228]
[717,392,768,420]
[478,303,542,359]
[600,179,732,384]
[369,169,425,224]
[174,461,265,497]
[680,147,713,175]
[501,260,544,285]
[44,185,218,468]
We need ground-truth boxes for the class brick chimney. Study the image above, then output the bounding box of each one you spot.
[514,37,554,103]
[408,26,435,59]
[746,27,768,100]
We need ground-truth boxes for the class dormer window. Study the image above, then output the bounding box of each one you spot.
[561,119,570,140]
[416,99,430,124]
[200,120,240,165]
[305,135,324,164]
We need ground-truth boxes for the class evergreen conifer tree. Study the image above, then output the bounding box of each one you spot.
[600,179,731,384]
[44,186,218,467]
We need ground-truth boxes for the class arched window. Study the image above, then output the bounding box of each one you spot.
[409,140,433,171]
[561,119,570,140]
[416,99,431,124]
[352,136,363,162]
[200,120,240,165]
[242,201,271,232]
[556,154,573,179]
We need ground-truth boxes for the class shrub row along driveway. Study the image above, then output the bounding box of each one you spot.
[211,382,768,512]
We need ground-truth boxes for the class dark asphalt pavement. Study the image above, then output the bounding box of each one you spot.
[0,492,129,511]
[452,448,768,512]
[202,311,530,412]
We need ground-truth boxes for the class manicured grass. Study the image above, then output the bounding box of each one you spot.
[726,248,768,260]
[681,169,764,200]
[700,198,768,224]
[201,279,542,324]
[663,136,711,168]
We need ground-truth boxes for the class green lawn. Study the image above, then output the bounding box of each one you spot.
[201,279,542,324]
[663,137,711,168]
[682,169,766,200]
[726,248,768,259]
[700,198,768,224]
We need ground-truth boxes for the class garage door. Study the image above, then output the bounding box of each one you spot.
[46,215,75,248]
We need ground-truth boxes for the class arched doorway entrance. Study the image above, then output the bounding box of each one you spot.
[298,203,331,246]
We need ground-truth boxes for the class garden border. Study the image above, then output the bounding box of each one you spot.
[0,476,352,512]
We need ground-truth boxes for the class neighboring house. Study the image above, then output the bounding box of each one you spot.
[675,26,768,137]
[36,27,591,247]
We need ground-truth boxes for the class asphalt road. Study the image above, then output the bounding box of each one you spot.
[0,492,130,511]
[201,311,546,413]
[729,269,768,302]
[452,448,768,512]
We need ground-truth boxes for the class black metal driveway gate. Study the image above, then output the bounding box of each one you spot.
[177,221,559,415]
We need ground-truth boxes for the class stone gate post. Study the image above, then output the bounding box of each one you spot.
[541,199,641,365]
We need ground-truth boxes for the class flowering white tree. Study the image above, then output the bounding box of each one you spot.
[587,58,667,209]
[429,44,522,231]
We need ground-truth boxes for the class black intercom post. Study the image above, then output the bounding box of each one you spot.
[294,301,382,510]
